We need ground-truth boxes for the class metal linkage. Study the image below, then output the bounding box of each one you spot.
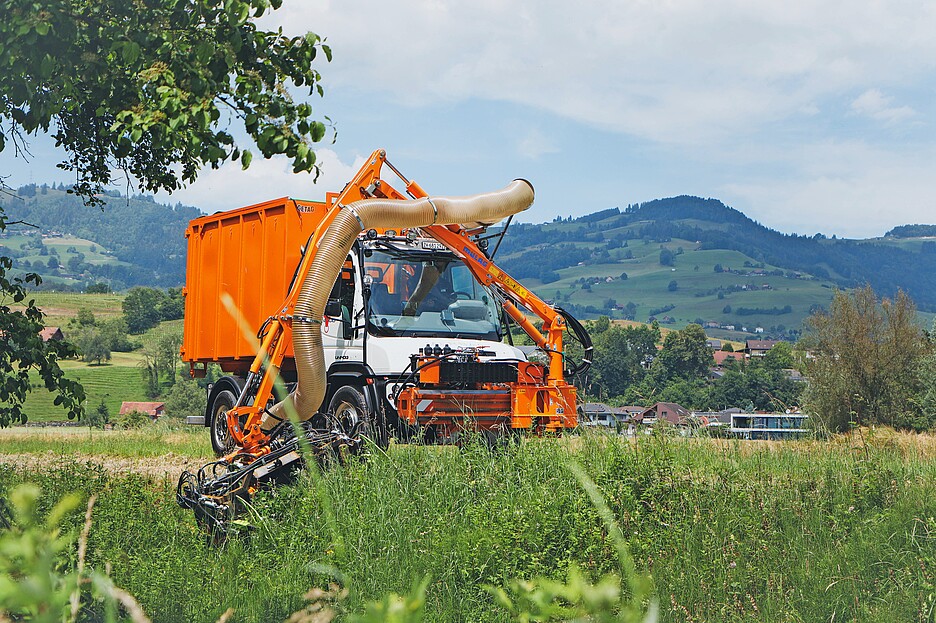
[177,423,361,538]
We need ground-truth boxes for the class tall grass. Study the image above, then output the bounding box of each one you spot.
[0,433,933,622]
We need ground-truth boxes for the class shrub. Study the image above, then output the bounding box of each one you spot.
[163,379,207,420]
[116,409,151,429]
[0,484,146,621]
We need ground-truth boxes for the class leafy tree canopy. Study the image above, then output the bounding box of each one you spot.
[163,377,207,420]
[1,0,331,425]
[802,286,930,432]
[652,323,712,383]
[122,286,180,333]
[590,323,660,398]
[1,0,331,200]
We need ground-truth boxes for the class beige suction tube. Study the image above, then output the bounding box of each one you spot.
[263,179,535,429]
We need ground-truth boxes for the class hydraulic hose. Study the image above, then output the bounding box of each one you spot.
[264,180,535,427]
[554,306,593,379]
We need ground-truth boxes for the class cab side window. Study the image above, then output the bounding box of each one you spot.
[328,256,356,327]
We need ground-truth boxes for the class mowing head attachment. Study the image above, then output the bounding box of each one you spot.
[176,421,362,539]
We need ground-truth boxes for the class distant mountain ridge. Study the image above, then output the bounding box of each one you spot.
[496,197,936,312]
[1,184,198,288]
[886,224,936,238]
[3,185,936,316]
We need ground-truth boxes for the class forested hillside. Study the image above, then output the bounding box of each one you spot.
[886,224,936,238]
[1,184,197,288]
[497,196,936,312]
[4,185,936,328]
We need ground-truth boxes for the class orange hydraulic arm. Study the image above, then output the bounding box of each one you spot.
[396,179,587,387]
[401,185,592,432]
[422,223,571,384]
[227,150,409,452]
[227,149,589,452]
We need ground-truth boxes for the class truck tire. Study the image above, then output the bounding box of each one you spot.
[209,389,237,456]
[328,386,376,448]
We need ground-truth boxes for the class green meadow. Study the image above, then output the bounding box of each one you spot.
[1,431,933,622]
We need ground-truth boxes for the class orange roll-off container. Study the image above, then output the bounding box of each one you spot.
[180,194,338,376]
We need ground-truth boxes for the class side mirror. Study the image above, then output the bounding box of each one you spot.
[341,305,354,340]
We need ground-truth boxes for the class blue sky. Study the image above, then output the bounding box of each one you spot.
[3,0,935,238]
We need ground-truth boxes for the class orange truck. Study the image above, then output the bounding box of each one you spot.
[180,149,591,456]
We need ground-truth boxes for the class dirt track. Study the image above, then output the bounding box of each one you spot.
[0,451,205,481]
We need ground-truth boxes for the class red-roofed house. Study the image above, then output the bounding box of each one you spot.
[713,350,746,366]
[39,326,64,342]
[119,402,165,419]
[638,402,691,426]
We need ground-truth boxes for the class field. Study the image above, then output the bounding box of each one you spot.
[12,294,186,423]
[1,428,933,622]
[22,355,151,422]
[516,237,840,335]
[510,233,936,336]
[12,290,126,326]
[0,234,131,286]
[0,425,210,460]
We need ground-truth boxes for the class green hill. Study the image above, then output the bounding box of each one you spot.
[22,355,150,423]
[5,184,936,341]
[506,236,833,341]
[495,198,936,339]
[1,183,199,290]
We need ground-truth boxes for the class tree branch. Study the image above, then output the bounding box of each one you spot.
[4,219,40,228]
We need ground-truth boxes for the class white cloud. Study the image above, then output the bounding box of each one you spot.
[515,128,558,159]
[143,3,936,238]
[265,0,936,144]
[160,149,366,213]
[720,141,936,238]
[850,89,916,124]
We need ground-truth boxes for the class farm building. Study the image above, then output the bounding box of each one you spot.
[39,326,64,342]
[119,402,165,419]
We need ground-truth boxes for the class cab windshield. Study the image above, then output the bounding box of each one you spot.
[364,246,502,340]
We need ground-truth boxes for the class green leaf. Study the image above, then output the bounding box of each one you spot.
[122,42,141,65]
[0,0,331,205]
[238,3,250,23]
[310,121,325,142]
[241,149,253,169]
[39,55,54,79]
[195,41,213,64]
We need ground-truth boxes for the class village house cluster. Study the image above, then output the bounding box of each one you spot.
[579,339,808,440]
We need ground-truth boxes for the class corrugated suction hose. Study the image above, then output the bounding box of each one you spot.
[264,180,535,428]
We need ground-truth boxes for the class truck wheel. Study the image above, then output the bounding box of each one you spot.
[209,389,237,456]
[329,386,375,448]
